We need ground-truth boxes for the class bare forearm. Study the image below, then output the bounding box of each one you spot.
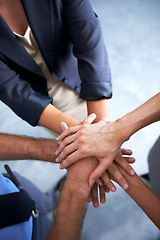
[47,180,87,240]
[117,93,160,142]
[0,133,58,162]
[38,104,81,134]
[122,171,160,229]
[47,157,99,240]
[87,99,108,122]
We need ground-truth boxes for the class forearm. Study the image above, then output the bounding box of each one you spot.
[47,157,99,240]
[0,133,58,163]
[87,99,108,122]
[47,178,87,240]
[38,104,81,134]
[38,99,108,134]
[117,93,160,142]
[122,170,160,229]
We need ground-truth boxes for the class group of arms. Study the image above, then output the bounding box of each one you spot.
[0,92,159,240]
[54,92,160,229]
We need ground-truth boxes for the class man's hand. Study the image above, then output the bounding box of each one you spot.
[56,114,135,185]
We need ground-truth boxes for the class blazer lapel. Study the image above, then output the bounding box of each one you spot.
[0,0,54,77]
[0,15,45,78]
[21,0,55,73]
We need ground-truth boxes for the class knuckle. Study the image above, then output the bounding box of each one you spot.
[78,135,85,144]
[118,177,125,185]
[65,155,71,163]
[63,138,69,146]
[103,177,110,184]
[79,145,87,154]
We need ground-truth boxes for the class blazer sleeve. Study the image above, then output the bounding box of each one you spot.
[62,0,112,100]
[0,59,52,126]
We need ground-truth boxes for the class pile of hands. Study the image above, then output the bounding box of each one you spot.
[55,113,136,208]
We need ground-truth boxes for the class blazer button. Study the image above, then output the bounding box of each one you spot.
[62,76,68,82]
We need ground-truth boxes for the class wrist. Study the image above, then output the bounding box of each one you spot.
[39,139,59,162]
[114,114,134,144]
[30,139,58,162]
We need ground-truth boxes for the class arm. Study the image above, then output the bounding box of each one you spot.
[56,93,160,182]
[87,99,108,122]
[47,157,96,240]
[0,133,58,163]
[62,0,112,103]
[111,166,160,229]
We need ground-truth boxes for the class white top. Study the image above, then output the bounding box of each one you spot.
[14,26,56,91]
[14,27,87,121]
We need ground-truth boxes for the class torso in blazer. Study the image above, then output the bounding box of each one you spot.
[0,0,112,126]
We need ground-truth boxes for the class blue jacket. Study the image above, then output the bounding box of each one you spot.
[0,174,33,240]
[0,0,112,126]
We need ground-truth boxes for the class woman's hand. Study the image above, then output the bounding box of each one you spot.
[87,148,136,207]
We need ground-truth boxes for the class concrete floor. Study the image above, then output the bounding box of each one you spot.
[0,0,160,239]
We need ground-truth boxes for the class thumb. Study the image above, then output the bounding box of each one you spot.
[89,160,112,187]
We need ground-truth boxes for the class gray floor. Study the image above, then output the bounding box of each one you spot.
[0,0,160,239]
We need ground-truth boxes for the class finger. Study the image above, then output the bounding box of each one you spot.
[123,156,136,164]
[108,163,129,190]
[121,148,133,156]
[56,134,77,156]
[105,186,110,193]
[59,149,85,169]
[115,153,135,176]
[96,178,104,186]
[89,159,112,186]
[101,171,116,192]
[88,191,92,203]
[99,185,106,204]
[91,183,99,208]
[82,113,97,124]
[57,125,81,140]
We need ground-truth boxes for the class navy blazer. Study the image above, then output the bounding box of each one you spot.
[0,0,112,126]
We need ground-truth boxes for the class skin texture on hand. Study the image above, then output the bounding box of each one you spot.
[58,118,136,191]
[56,119,135,185]
[56,93,160,184]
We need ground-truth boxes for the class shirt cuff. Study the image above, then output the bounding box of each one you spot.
[21,92,53,126]
[80,81,112,101]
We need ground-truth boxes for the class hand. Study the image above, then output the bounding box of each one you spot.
[89,149,136,207]
[59,115,135,204]
[57,116,134,183]
[60,117,108,208]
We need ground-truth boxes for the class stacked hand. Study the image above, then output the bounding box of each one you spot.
[56,114,135,208]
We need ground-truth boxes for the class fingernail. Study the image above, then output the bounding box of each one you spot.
[55,158,59,162]
[89,180,95,187]
[130,169,135,175]
[128,157,135,163]
[101,198,106,204]
[111,187,116,192]
[93,203,99,208]
[98,181,103,186]
[56,136,60,140]
[55,150,58,155]
[88,198,92,202]
[105,189,110,193]
[126,149,132,154]
[59,165,63,169]
[122,183,128,190]
[58,141,61,145]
